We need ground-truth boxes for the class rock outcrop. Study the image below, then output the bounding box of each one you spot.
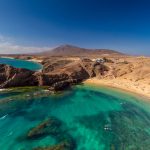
[0,64,38,88]
[0,59,110,91]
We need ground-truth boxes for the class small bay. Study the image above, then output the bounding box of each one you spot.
[0,57,42,71]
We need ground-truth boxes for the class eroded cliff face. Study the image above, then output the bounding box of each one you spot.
[0,59,110,91]
[0,64,39,88]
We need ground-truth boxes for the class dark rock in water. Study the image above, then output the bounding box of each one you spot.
[55,133,76,150]
[26,116,76,150]
[48,80,70,92]
[33,141,73,150]
[27,117,62,139]
[48,79,80,92]
[33,133,76,150]
[27,117,76,150]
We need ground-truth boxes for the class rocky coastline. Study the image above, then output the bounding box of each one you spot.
[1,55,150,98]
[0,58,109,92]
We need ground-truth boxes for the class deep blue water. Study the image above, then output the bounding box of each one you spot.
[0,57,42,71]
[0,85,150,150]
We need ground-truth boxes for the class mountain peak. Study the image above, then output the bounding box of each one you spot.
[57,44,80,49]
[39,44,125,56]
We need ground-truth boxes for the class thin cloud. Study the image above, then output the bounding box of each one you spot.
[0,35,52,54]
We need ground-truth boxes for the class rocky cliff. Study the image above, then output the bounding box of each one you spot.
[0,59,110,91]
[0,64,38,88]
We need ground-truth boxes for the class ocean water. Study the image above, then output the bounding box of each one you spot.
[0,58,42,71]
[0,85,150,150]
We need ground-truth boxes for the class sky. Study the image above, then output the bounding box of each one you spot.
[0,0,150,55]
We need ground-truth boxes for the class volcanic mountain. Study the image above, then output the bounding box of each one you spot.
[38,45,125,56]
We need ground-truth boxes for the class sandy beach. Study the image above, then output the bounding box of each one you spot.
[84,78,150,100]
[27,58,43,63]
[0,56,14,59]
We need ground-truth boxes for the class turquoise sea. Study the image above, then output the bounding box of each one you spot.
[0,57,42,71]
[0,84,150,150]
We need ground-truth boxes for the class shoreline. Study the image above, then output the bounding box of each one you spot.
[84,78,150,100]
[0,57,43,72]
[27,58,43,63]
[0,56,14,59]
[27,59,43,72]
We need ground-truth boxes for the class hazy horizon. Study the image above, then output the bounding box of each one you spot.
[0,0,150,55]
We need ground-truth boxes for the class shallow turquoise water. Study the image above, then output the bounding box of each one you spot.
[0,57,42,71]
[0,85,150,150]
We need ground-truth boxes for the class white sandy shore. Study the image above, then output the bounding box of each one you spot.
[27,58,43,63]
[0,89,6,91]
[0,56,14,59]
[0,89,11,92]
[84,78,150,100]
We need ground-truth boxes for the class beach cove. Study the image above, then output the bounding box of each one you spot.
[84,78,150,100]
[0,57,42,71]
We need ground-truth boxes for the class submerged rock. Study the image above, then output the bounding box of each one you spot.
[27,117,62,139]
[33,141,73,150]
[27,116,76,150]
[32,133,76,150]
